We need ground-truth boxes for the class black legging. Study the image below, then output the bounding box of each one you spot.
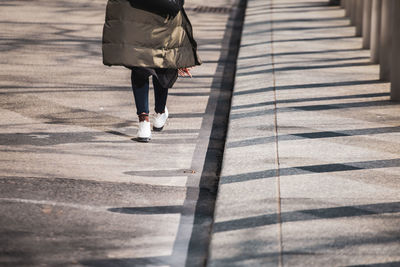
[131,71,168,115]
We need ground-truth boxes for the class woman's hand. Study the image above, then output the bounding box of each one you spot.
[178,67,193,77]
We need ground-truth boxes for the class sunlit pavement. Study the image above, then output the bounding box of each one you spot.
[209,0,400,266]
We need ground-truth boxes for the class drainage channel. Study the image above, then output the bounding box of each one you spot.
[181,0,248,266]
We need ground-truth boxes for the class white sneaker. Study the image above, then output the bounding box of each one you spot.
[137,120,151,142]
[153,107,168,131]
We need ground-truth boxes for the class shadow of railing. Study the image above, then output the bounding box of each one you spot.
[213,201,400,232]
[226,125,400,148]
[220,158,400,184]
[347,262,400,267]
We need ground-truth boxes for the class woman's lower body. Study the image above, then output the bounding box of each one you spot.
[131,68,177,142]
[131,73,169,115]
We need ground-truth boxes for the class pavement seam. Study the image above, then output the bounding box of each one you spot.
[270,0,284,266]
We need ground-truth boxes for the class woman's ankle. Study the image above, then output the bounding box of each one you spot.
[138,113,149,122]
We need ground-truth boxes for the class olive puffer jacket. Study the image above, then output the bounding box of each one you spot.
[102,0,201,69]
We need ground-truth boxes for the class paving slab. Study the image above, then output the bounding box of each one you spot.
[209,0,400,266]
[0,0,241,266]
[208,1,282,266]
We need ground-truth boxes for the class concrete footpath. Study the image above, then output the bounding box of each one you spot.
[0,0,241,266]
[2,0,400,266]
[209,0,400,266]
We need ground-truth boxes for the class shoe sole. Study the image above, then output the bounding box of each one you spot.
[153,126,164,132]
[136,137,151,142]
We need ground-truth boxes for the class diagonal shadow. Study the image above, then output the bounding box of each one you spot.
[229,99,395,120]
[231,92,389,110]
[243,16,347,28]
[0,130,139,146]
[240,35,356,48]
[213,201,400,233]
[271,2,333,9]
[168,92,210,96]
[236,56,370,71]
[245,35,357,48]
[210,234,400,265]
[81,256,170,267]
[221,158,400,184]
[108,206,184,215]
[232,79,384,96]
[1,94,136,132]
[0,85,131,93]
[210,232,400,265]
[246,7,341,16]
[242,24,350,37]
[291,99,394,112]
[124,169,195,177]
[275,79,386,90]
[346,262,400,267]
[236,62,371,77]
[239,48,363,59]
[227,126,400,149]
